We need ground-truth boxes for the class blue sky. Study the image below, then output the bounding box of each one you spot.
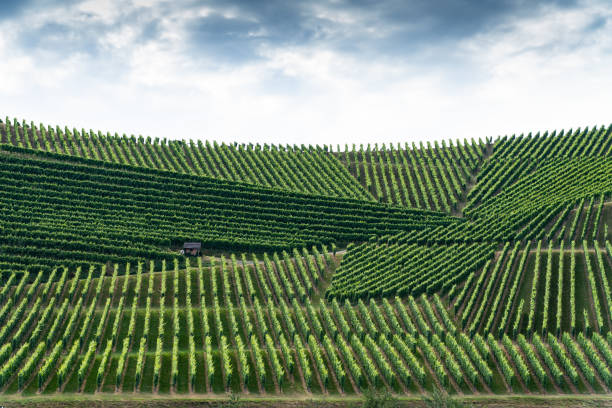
[0,0,611,146]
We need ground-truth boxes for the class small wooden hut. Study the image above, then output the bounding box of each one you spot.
[182,242,201,256]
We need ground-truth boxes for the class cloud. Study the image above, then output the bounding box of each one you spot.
[187,13,265,63]
[2,0,586,66]
[0,0,611,147]
[177,0,583,64]
[19,21,101,56]
[0,0,33,20]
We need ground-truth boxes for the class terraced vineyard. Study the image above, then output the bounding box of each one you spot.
[0,117,611,406]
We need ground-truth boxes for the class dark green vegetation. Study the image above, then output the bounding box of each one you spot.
[0,145,452,272]
[0,117,611,406]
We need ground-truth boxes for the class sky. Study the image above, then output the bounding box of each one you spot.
[0,0,611,147]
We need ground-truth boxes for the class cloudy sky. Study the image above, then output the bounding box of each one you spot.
[1,0,611,147]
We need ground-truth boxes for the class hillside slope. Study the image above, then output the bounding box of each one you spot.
[0,119,373,201]
[0,145,453,272]
[0,117,610,403]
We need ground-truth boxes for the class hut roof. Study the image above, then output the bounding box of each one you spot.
[183,242,202,249]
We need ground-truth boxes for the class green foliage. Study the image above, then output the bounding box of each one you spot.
[362,388,397,408]
[0,119,611,400]
[422,388,478,408]
[0,145,453,272]
[328,241,494,299]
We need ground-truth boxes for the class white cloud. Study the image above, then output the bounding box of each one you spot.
[1,0,611,148]
[77,0,123,24]
[101,25,138,50]
[455,2,612,138]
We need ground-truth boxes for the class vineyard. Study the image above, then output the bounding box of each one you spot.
[0,117,611,405]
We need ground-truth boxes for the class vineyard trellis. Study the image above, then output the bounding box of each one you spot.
[0,117,610,400]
